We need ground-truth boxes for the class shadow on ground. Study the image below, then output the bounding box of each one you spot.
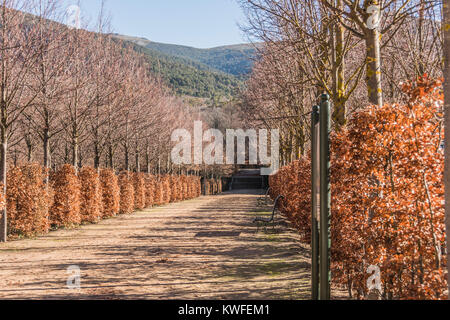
[0,190,314,300]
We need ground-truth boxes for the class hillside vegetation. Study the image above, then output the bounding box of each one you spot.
[144,42,256,77]
[131,43,243,99]
[112,34,256,99]
[114,34,256,76]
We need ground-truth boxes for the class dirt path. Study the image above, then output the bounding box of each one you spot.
[0,190,313,300]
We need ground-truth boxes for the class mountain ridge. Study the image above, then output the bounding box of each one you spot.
[111,33,255,51]
[111,33,256,77]
[120,39,243,99]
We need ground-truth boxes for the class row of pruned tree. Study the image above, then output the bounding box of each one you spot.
[240,0,450,298]
[239,0,443,163]
[0,0,198,241]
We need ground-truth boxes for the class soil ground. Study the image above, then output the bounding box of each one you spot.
[0,190,347,300]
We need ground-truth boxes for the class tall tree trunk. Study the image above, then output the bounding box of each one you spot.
[124,142,130,172]
[78,150,83,169]
[108,143,114,169]
[135,138,140,172]
[26,137,33,162]
[94,147,100,169]
[94,140,100,169]
[64,143,69,164]
[43,129,50,168]
[332,0,346,128]
[0,125,7,242]
[42,127,51,185]
[443,0,450,300]
[158,156,161,176]
[365,27,383,106]
[72,132,78,172]
[93,103,101,169]
[145,145,150,173]
[166,155,171,174]
[124,118,129,171]
[135,151,140,173]
[416,0,426,77]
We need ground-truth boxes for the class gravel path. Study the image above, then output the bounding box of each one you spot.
[0,190,314,300]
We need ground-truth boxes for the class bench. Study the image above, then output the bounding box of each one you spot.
[253,195,284,233]
[256,187,271,206]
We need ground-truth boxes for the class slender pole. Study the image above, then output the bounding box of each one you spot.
[319,93,331,300]
[311,105,320,300]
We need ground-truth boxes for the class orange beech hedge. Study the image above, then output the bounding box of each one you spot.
[203,180,211,195]
[181,176,189,200]
[269,77,445,300]
[99,169,120,218]
[3,167,202,241]
[6,164,50,237]
[186,177,192,199]
[196,178,202,197]
[50,164,81,228]
[186,177,193,199]
[153,176,164,206]
[79,167,102,223]
[185,176,201,200]
[144,175,155,208]
[177,176,184,201]
[133,173,146,210]
[269,159,311,242]
[161,176,171,205]
[169,176,181,202]
[118,172,135,214]
[203,179,223,195]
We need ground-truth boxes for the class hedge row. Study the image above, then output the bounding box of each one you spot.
[2,165,201,239]
[269,77,446,300]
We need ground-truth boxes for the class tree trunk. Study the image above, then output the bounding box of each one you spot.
[158,156,161,176]
[108,144,114,169]
[166,155,171,174]
[145,145,150,173]
[124,143,130,172]
[443,0,450,300]
[72,134,78,172]
[124,118,129,171]
[64,143,69,164]
[135,151,140,173]
[365,27,383,106]
[78,150,83,169]
[332,0,346,128]
[26,139,33,162]
[94,143,100,169]
[43,130,50,168]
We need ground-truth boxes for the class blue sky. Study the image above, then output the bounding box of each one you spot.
[72,0,247,49]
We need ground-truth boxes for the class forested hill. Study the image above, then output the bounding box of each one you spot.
[143,42,256,77]
[111,34,256,99]
[131,43,242,99]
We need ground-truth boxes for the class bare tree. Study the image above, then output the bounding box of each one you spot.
[0,1,43,242]
[0,0,211,241]
[25,0,71,176]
